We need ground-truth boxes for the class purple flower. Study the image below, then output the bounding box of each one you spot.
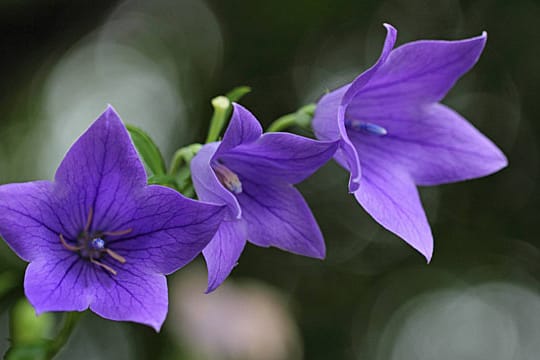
[312,24,507,261]
[0,107,225,330]
[191,104,338,292]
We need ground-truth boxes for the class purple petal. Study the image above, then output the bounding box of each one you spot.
[341,23,398,105]
[26,255,169,331]
[0,181,64,262]
[216,103,262,155]
[237,179,325,259]
[347,31,487,114]
[104,184,226,275]
[354,163,433,261]
[313,24,397,192]
[191,143,242,219]
[313,85,348,142]
[90,263,168,331]
[4,105,227,331]
[54,106,147,233]
[25,255,93,314]
[25,255,169,331]
[347,103,507,186]
[312,85,357,174]
[203,220,247,293]
[219,132,338,184]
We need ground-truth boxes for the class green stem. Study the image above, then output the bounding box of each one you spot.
[267,103,317,132]
[169,143,202,176]
[47,312,81,359]
[205,96,231,143]
[267,114,297,132]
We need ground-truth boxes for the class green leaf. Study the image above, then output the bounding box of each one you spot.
[148,174,181,190]
[126,124,167,176]
[225,86,251,102]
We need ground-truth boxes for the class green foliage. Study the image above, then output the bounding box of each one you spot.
[4,299,56,360]
[267,103,317,132]
[225,86,251,102]
[9,299,53,346]
[126,124,167,177]
[205,87,251,143]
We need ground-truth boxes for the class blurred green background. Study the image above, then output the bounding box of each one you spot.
[0,0,538,359]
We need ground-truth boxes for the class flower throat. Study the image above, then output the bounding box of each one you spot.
[59,207,131,275]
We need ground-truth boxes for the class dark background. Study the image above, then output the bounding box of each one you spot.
[0,0,538,359]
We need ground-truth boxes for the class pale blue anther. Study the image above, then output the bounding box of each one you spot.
[91,238,105,250]
[345,119,388,136]
[213,163,243,194]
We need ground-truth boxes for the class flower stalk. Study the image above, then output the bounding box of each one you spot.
[267,103,316,132]
[46,312,81,359]
[205,96,232,143]
[169,143,203,176]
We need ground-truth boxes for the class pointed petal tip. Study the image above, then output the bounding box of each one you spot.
[151,321,164,333]
[463,30,488,51]
[493,150,509,173]
[133,316,163,332]
[382,22,398,35]
[103,104,119,117]
[424,250,433,264]
[205,262,225,294]
[314,248,326,260]
[218,102,263,152]
[410,237,433,264]
[302,240,326,260]
[405,239,432,263]
[32,306,45,317]
[204,264,231,294]
[467,142,509,180]
[474,31,488,45]
[205,282,219,294]
[231,102,249,117]
[415,239,433,263]
[295,234,326,260]
[96,104,123,126]
[340,21,397,106]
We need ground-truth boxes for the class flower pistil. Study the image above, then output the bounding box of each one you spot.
[345,119,388,136]
[213,162,243,194]
[59,207,129,275]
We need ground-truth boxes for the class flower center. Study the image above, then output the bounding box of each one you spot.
[345,119,388,136]
[59,207,130,275]
[213,162,243,194]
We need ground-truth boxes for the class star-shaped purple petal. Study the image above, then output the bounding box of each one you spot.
[0,106,226,330]
[191,104,338,292]
[312,24,507,261]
